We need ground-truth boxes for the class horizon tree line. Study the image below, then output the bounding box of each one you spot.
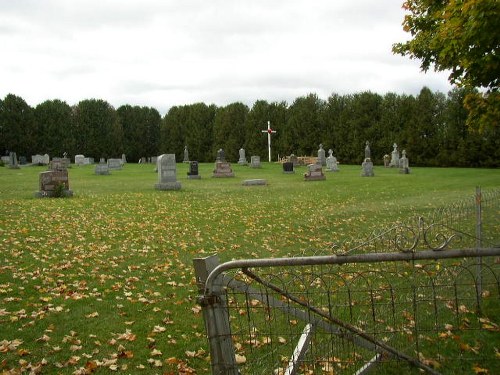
[0,87,498,167]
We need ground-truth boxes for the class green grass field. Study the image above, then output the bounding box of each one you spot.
[0,163,499,374]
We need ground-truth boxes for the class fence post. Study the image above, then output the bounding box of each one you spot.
[193,254,239,375]
[475,186,483,311]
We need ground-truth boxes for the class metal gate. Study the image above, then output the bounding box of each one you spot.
[193,189,500,374]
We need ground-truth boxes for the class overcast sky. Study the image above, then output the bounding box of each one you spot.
[0,0,453,115]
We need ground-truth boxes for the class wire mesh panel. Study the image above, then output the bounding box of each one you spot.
[194,189,500,374]
[214,257,499,374]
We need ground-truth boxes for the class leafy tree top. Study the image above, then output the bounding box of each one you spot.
[393,0,500,92]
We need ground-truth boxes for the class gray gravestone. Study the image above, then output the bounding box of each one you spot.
[317,144,326,166]
[8,152,20,169]
[304,164,326,181]
[242,179,267,186]
[238,148,247,165]
[32,154,44,165]
[95,158,110,175]
[75,155,85,165]
[364,141,371,159]
[390,143,400,168]
[289,154,299,167]
[187,161,201,179]
[107,158,122,170]
[399,150,410,174]
[250,155,261,168]
[155,154,181,190]
[183,146,189,163]
[325,149,339,172]
[361,158,374,177]
[121,154,127,164]
[49,157,67,171]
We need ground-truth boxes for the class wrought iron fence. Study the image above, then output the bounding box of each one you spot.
[193,188,500,374]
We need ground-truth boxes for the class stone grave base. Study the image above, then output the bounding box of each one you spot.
[242,179,267,186]
[399,168,410,174]
[187,174,201,179]
[212,172,235,178]
[34,189,73,198]
[155,182,182,190]
[213,162,235,177]
[304,174,326,181]
[95,165,110,175]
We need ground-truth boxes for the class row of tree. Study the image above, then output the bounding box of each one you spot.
[0,87,498,167]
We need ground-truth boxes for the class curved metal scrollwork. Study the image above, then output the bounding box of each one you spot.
[421,221,463,251]
[333,216,470,255]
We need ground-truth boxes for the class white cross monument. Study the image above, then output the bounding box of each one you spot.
[261,121,276,162]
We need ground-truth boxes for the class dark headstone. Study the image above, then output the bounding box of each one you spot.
[187,161,201,179]
[282,162,295,174]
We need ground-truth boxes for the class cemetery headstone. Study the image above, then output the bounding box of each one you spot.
[8,152,20,169]
[75,155,85,165]
[19,156,27,165]
[399,150,410,174]
[107,158,122,170]
[187,161,201,179]
[216,149,226,162]
[364,141,371,159]
[390,143,400,168]
[289,154,299,167]
[151,156,158,165]
[304,163,326,181]
[183,146,189,163]
[49,158,67,171]
[282,161,295,174]
[361,158,374,177]
[250,155,261,168]
[155,154,181,190]
[383,154,390,168]
[325,149,339,172]
[238,148,248,165]
[212,158,234,178]
[242,179,267,186]
[32,154,44,165]
[317,144,326,166]
[35,159,73,197]
[95,158,110,175]
[121,153,127,164]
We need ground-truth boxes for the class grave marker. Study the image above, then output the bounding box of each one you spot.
[250,155,261,168]
[304,164,326,181]
[238,148,248,165]
[325,149,339,172]
[187,161,201,179]
[155,154,181,190]
[282,162,295,174]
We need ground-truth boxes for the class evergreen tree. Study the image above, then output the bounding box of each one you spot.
[73,99,122,159]
[213,102,249,161]
[34,99,74,157]
[0,94,36,157]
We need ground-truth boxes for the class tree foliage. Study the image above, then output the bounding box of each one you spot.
[34,99,74,156]
[393,0,500,91]
[393,0,500,132]
[1,87,499,167]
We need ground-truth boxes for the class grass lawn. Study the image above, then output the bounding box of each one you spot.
[0,162,499,374]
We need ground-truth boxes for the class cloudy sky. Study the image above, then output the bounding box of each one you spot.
[0,0,453,115]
